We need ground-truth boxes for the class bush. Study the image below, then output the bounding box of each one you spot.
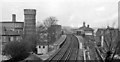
[3,41,31,61]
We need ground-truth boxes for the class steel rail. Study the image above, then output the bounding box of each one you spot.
[47,35,72,62]
[46,34,80,62]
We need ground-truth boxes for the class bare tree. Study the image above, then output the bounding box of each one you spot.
[37,23,46,32]
[95,28,119,62]
[43,16,58,28]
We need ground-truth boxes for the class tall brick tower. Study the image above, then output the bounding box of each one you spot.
[24,9,36,37]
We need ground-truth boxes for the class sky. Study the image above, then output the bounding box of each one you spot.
[1,0,119,28]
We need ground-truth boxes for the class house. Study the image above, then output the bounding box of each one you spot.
[0,14,24,48]
[96,26,119,47]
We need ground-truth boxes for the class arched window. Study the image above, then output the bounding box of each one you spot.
[43,46,45,48]
[39,46,41,48]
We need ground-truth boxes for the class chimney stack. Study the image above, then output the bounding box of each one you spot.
[83,22,86,27]
[107,26,110,29]
[12,14,16,22]
[87,25,89,28]
[24,9,36,37]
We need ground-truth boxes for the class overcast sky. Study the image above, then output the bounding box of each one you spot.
[1,0,119,28]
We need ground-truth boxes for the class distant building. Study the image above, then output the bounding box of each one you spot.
[95,28,105,47]
[36,25,62,54]
[79,22,94,35]
[96,26,119,47]
[75,22,94,36]
[36,30,48,54]
[47,25,62,44]
[0,14,24,49]
[47,25,62,52]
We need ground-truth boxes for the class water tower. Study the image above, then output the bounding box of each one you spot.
[24,9,36,37]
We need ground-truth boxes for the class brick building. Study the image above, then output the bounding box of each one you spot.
[96,26,119,47]
[36,30,48,54]
[79,22,94,36]
[0,14,24,49]
[36,25,62,54]
[47,25,62,44]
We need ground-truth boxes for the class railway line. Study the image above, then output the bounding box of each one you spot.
[45,34,79,62]
[59,35,79,61]
[44,34,71,62]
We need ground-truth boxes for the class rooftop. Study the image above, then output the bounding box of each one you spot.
[79,22,94,31]
[0,21,24,23]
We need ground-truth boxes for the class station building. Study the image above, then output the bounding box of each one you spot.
[78,22,94,36]
[75,22,94,38]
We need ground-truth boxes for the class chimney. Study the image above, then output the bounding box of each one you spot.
[12,14,16,22]
[87,25,89,28]
[83,22,86,27]
[107,26,110,29]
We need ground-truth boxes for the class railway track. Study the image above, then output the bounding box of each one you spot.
[45,34,79,62]
[44,34,72,62]
[59,35,79,62]
[58,35,75,61]
[68,35,79,61]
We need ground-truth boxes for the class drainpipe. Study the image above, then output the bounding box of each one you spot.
[83,49,86,62]
[101,35,104,47]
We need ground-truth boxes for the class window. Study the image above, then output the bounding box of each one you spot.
[8,37,10,42]
[39,46,41,48]
[85,32,92,35]
[17,30,20,33]
[101,31,104,34]
[44,40,47,42]
[43,46,45,48]
[16,37,20,41]
[10,37,14,41]
[3,36,6,42]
